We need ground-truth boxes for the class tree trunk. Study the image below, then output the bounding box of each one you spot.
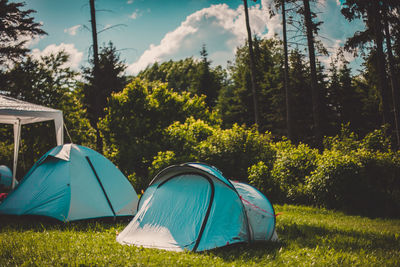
[243,0,260,126]
[282,0,293,141]
[89,0,103,153]
[89,0,99,73]
[383,6,400,147]
[302,0,322,149]
[371,2,392,132]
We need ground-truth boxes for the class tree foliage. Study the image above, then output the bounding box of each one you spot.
[218,38,284,133]
[137,45,227,107]
[99,79,218,189]
[82,41,127,152]
[0,51,95,176]
[0,0,46,65]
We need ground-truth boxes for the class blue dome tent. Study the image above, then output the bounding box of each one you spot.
[0,144,138,221]
[117,163,276,252]
[0,165,13,189]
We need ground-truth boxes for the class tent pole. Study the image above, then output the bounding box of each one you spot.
[85,156,116,219]
[12,119,21,189]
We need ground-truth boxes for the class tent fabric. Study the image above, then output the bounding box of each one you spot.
[0,94,64,189]
[231,181,276,241]
[0,165,13,189]
[0,144,138,221]
[117,163,276,252]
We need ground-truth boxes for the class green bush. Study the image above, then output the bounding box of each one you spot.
[147,118,219,184]
[198,124,275,181]
[271,141,318,204]
[149,123,275,187]
[361,128,391,152]
[248,161,282,202]
[99,79,217,190]
[148,151,179,180]
[323,124,361,152]
[357,149,400,216]
[324,125,391,153]
[305,149,363,210]
[306,148,400,217]
[165,117,218,158]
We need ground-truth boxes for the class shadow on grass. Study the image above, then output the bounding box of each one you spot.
[0,215,132,232]
[277,221,399,252]
[201,241,283,262]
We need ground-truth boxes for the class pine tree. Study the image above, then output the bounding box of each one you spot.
[82,42,127,153]
[0,0,46,65]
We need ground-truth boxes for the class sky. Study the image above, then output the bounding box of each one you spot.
[21,0,365,75]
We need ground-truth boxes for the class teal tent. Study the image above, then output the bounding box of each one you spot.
[0,144,138,221]
[117,163,276,252]
[0,165,13,189]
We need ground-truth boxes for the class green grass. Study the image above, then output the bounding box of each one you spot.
[1,205,399,266]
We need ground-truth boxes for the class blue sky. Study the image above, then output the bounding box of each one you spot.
[22,0,364,74]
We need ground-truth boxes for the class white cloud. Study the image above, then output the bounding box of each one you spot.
[64,25,81,36]
[30,43,83,69]
[127,0,133,4]
[127,3,280,75]
[316,0,363,71]
[130,9,140,20]
[18,35,45,48]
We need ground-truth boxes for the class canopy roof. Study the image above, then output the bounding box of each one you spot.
[0,94,64,188]
[0,95,63,125]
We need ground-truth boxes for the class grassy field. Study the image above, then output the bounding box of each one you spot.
[1,204,399,266]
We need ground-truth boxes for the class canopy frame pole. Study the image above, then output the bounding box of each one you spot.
[12,119,21,189]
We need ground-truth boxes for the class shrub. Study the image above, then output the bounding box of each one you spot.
[165,117,218,158]
[361,128,391,152]
[306,148,400,217]
[147,118,219,182]
[271,141,318,204]
[198,124,275,181]
[324,125,391,153]
[99,79,217,190]
[248,161,282,202]
[148,151,180,180]
[356,149,400,217]
[305,150,363,211]
[323,124,360,152]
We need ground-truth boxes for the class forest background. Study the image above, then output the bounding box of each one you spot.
[1,0,399,217]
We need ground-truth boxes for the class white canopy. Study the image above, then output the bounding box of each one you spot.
[0,95,64,189]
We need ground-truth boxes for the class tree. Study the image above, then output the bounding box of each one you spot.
[195,44,220,107]
[288,49,313,142]
[301,0,323,148]
[87,0,100,152]
[383,1,400,147]
[99,79,218,189]
[138,59,198,92]
[281,0,293,141]
[82,42,127,153]
[138,53,228,106]
[218,38,284,133]
[269,0,294,141]
[341,0,400,141]
[0,51,95,175]
[325,52,364,135]
[243,0,260,126]
[2,52,75,108]
[0,0,46,65]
